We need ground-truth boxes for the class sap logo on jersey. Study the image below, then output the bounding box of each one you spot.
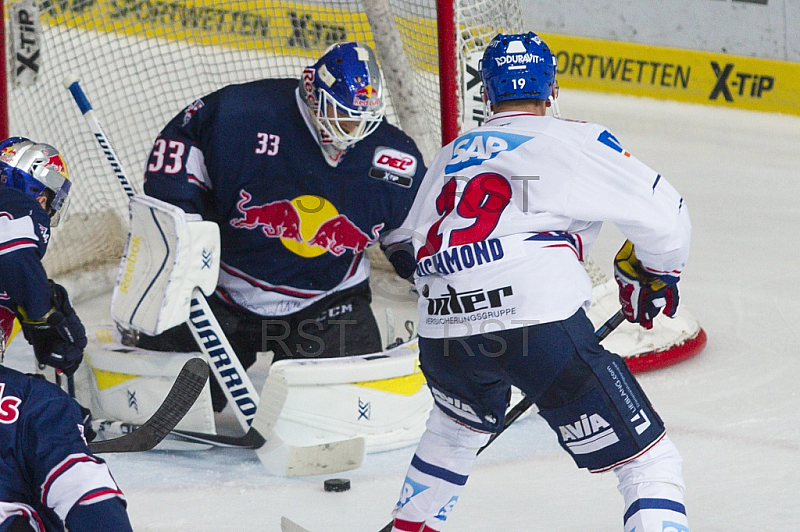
[445,132,533,173]
[559,413,620,455]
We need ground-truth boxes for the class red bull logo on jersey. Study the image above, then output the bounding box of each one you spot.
[230,191,302,242]
[307,215,383,256]
[230,189,382,257]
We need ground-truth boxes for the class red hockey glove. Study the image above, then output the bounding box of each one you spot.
[613,241,680,330]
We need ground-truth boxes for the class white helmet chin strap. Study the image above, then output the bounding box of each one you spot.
[549,95,561,119]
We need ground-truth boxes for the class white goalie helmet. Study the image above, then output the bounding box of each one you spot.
[0,137,72,226]
[299,42,386,152]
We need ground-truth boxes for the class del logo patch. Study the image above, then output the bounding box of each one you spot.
[369,147,416,188]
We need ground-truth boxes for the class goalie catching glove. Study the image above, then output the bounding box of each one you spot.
[614,240,680,330]
[20,281,87,376]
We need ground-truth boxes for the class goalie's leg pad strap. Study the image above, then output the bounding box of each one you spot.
[535,311,666,472]
[391,408,489,529]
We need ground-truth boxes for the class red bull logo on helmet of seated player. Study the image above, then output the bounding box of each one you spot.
[230,190,382,258]
[445,132,534,174]
[46,154,68,177]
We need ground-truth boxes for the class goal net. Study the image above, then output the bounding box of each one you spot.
[1,0,705,370]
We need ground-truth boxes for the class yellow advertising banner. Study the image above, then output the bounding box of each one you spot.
[41,0,373,57]
[541,33,800,116]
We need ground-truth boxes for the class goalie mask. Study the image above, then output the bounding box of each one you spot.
[480,32,559,117]
[0,137,72,226]
[300,42,386,155]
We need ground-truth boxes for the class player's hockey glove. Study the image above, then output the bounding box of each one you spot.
[614,240,680,330]
[20,282,87,376]
[381,241,416,281]
[79,403,98,443]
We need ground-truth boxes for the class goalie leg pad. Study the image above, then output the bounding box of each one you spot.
[535,311,666,472]
[83,328,216,434]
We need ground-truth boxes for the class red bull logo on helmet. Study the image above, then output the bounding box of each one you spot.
[46,154,68,176]
[230,190,383,258]
[353,85,380,107]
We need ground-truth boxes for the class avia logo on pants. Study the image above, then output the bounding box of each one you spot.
[559,413,619,455]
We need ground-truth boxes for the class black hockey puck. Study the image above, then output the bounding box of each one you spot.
[324,478,351,492]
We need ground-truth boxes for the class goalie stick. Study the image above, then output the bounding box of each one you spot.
[64,77,260,432]
[91,369,365,475]
[89,357,208,453]
[92,420,266,449]
[280,310,626,532]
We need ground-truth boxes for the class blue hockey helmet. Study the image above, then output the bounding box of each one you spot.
[0,137,72,226]
[300,42,386,150]
[480,32,558,108]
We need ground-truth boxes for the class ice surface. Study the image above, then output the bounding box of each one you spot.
[5,89,800,530]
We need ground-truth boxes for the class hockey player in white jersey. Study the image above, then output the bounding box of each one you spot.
[384,32,690,531]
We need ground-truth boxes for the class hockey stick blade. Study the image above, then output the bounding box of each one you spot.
[281,517,312,532]
[93,420,266,449]
[89,357,209,453]
[254,372,366,476]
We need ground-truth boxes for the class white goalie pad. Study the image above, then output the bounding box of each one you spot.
[77,325,216,437]
[111,194,220,335]
[271,340,433,453]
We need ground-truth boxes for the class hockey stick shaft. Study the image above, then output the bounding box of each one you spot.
[63,77,138,199]
[187,289,260,430]
[478,309,625,454]
[89,357,209,453]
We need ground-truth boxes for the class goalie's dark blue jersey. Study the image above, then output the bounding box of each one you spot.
[0,188,52,324]
[0,366,130,532]
[143,78,426,317]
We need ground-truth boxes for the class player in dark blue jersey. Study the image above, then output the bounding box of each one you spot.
[0,138,87,377]
[0,364,132,532]
[140,42,426,410]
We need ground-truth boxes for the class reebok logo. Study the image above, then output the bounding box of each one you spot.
[559,413,620,455]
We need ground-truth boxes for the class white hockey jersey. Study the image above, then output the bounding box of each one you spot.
[387,111,691,338]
